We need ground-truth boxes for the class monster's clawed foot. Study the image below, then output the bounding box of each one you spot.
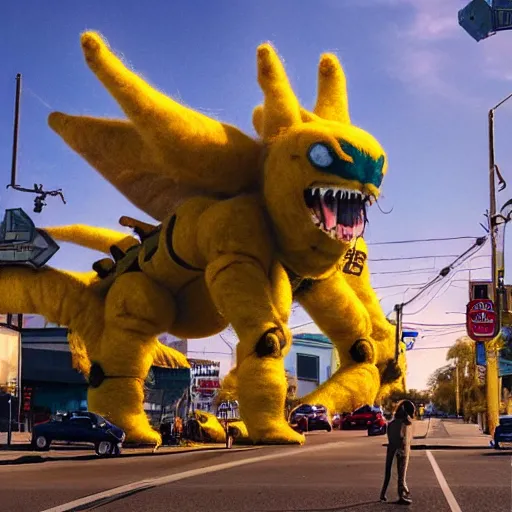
[300,362,380,414]
[88,378,162,447]
[123,420,162,447]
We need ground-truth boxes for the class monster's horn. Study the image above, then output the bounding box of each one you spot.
[256,43,301,139]
[78,32,260,194]
[252,105,264,138]
[314,54,350,124]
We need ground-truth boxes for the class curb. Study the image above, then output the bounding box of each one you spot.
[0,445,259,466]
[410,444,491,451]
[383,442,491,451]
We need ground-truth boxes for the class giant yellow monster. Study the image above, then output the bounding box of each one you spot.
[1,32,406,445]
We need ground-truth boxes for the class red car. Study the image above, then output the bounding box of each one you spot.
[341,405,383,430]
[290,404,332,433]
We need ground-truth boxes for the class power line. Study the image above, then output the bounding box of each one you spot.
[369,253,490,263]
[368,235,478,246]
[402,236,488,312]
[374,278,469,291]
[373,265,490,277]
[404,322,466,327]
[409,346,459,351]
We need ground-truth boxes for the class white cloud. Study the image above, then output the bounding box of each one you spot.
[371,0,494,101]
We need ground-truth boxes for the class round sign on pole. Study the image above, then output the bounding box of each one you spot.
[466,299,497,341]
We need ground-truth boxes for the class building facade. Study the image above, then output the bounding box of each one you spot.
[0,315,191,431]
[285,334,334,397]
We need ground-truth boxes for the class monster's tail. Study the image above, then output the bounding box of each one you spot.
[43,225,139,254]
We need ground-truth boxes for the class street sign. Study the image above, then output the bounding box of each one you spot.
[476,341,487,365]
[0,209,59,268]
[402,330,419,351]
[466,299,497,341]
[459,0,512,41]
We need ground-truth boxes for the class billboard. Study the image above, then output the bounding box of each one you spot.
[0,326,20,396]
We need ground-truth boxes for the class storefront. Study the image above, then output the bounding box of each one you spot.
[19,326,192,430]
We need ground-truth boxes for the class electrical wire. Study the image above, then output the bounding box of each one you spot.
[402,236,488,311]
[368,235,478,246]
[374,278,469,291]
[373,265,490,277]
[369,253,490,263]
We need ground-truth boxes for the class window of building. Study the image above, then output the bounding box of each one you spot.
[473,284,489,300]
[296,353,319,382]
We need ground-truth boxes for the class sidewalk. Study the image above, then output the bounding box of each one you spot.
[0,432,257,465]
[409,418,492,450]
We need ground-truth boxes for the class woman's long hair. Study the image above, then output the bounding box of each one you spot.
[394,399,416,425]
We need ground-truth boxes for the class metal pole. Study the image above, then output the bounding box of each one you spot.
[10,74,21,188]
[7,395,12,446]
[17,317,22,432]
[394,304,403,360]
[455,358,460,418]
[487,107,501,437]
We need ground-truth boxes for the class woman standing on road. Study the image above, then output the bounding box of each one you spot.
[380,399,415,505]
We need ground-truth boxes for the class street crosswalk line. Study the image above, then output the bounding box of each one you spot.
[40,441,345,512]
[426,450,463,512]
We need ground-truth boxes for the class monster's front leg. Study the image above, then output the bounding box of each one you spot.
[296,270,380,413]
[205,254,303,444]
[89,272,177,446]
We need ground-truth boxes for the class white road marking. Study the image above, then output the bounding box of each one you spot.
[41,441,344,512]
[426,450,463,512]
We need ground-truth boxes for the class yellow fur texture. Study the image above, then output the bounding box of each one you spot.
[1,32,404,445]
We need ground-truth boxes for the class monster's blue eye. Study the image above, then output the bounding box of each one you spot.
[307,140,385,189]
[308,143,334,168]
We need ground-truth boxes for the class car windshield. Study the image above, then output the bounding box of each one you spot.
[295,405,313,415]
[353,406,372,414]
[94,414,109,427]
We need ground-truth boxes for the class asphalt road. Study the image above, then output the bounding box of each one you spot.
[0,430,510,512]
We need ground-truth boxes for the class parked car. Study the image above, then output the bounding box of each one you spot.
[332,413,343,430]
[341,405,381,430]
[290,404,332,432]
[494,415,512,449]
[31,411,125,456]
[368,414,387,436]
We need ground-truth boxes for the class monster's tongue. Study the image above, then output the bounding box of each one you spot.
[319,190,337,231]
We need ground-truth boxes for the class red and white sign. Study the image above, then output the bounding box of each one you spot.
[196,379,220,390]
[466,299,497,341]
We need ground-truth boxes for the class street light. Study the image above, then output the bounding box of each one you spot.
[486,92,512,437]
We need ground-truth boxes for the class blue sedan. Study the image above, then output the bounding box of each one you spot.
[31,411,125,457]
[494,415,512,449]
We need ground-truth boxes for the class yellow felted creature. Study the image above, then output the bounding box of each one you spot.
[0,31,406,445]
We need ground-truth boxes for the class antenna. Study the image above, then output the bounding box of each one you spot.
[7,73,66,213]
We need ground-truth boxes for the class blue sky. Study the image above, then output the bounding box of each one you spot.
[2,0,512,388]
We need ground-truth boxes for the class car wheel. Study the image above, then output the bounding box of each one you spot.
[326,425,332,432]
[494,441,501,450]
[33,435,50,451]
[95,441,114,457]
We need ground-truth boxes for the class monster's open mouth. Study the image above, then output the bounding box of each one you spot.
[304,187,369,242]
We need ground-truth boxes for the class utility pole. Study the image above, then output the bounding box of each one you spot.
[486,93,512,437]
[455,358,460,418]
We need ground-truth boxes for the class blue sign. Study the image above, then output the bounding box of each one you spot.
[459,0,512,41]
[402,330,419,351]
[476,341,487,365]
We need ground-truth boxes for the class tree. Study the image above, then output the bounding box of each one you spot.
[380,388,430,415]
[428,336,485,421]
